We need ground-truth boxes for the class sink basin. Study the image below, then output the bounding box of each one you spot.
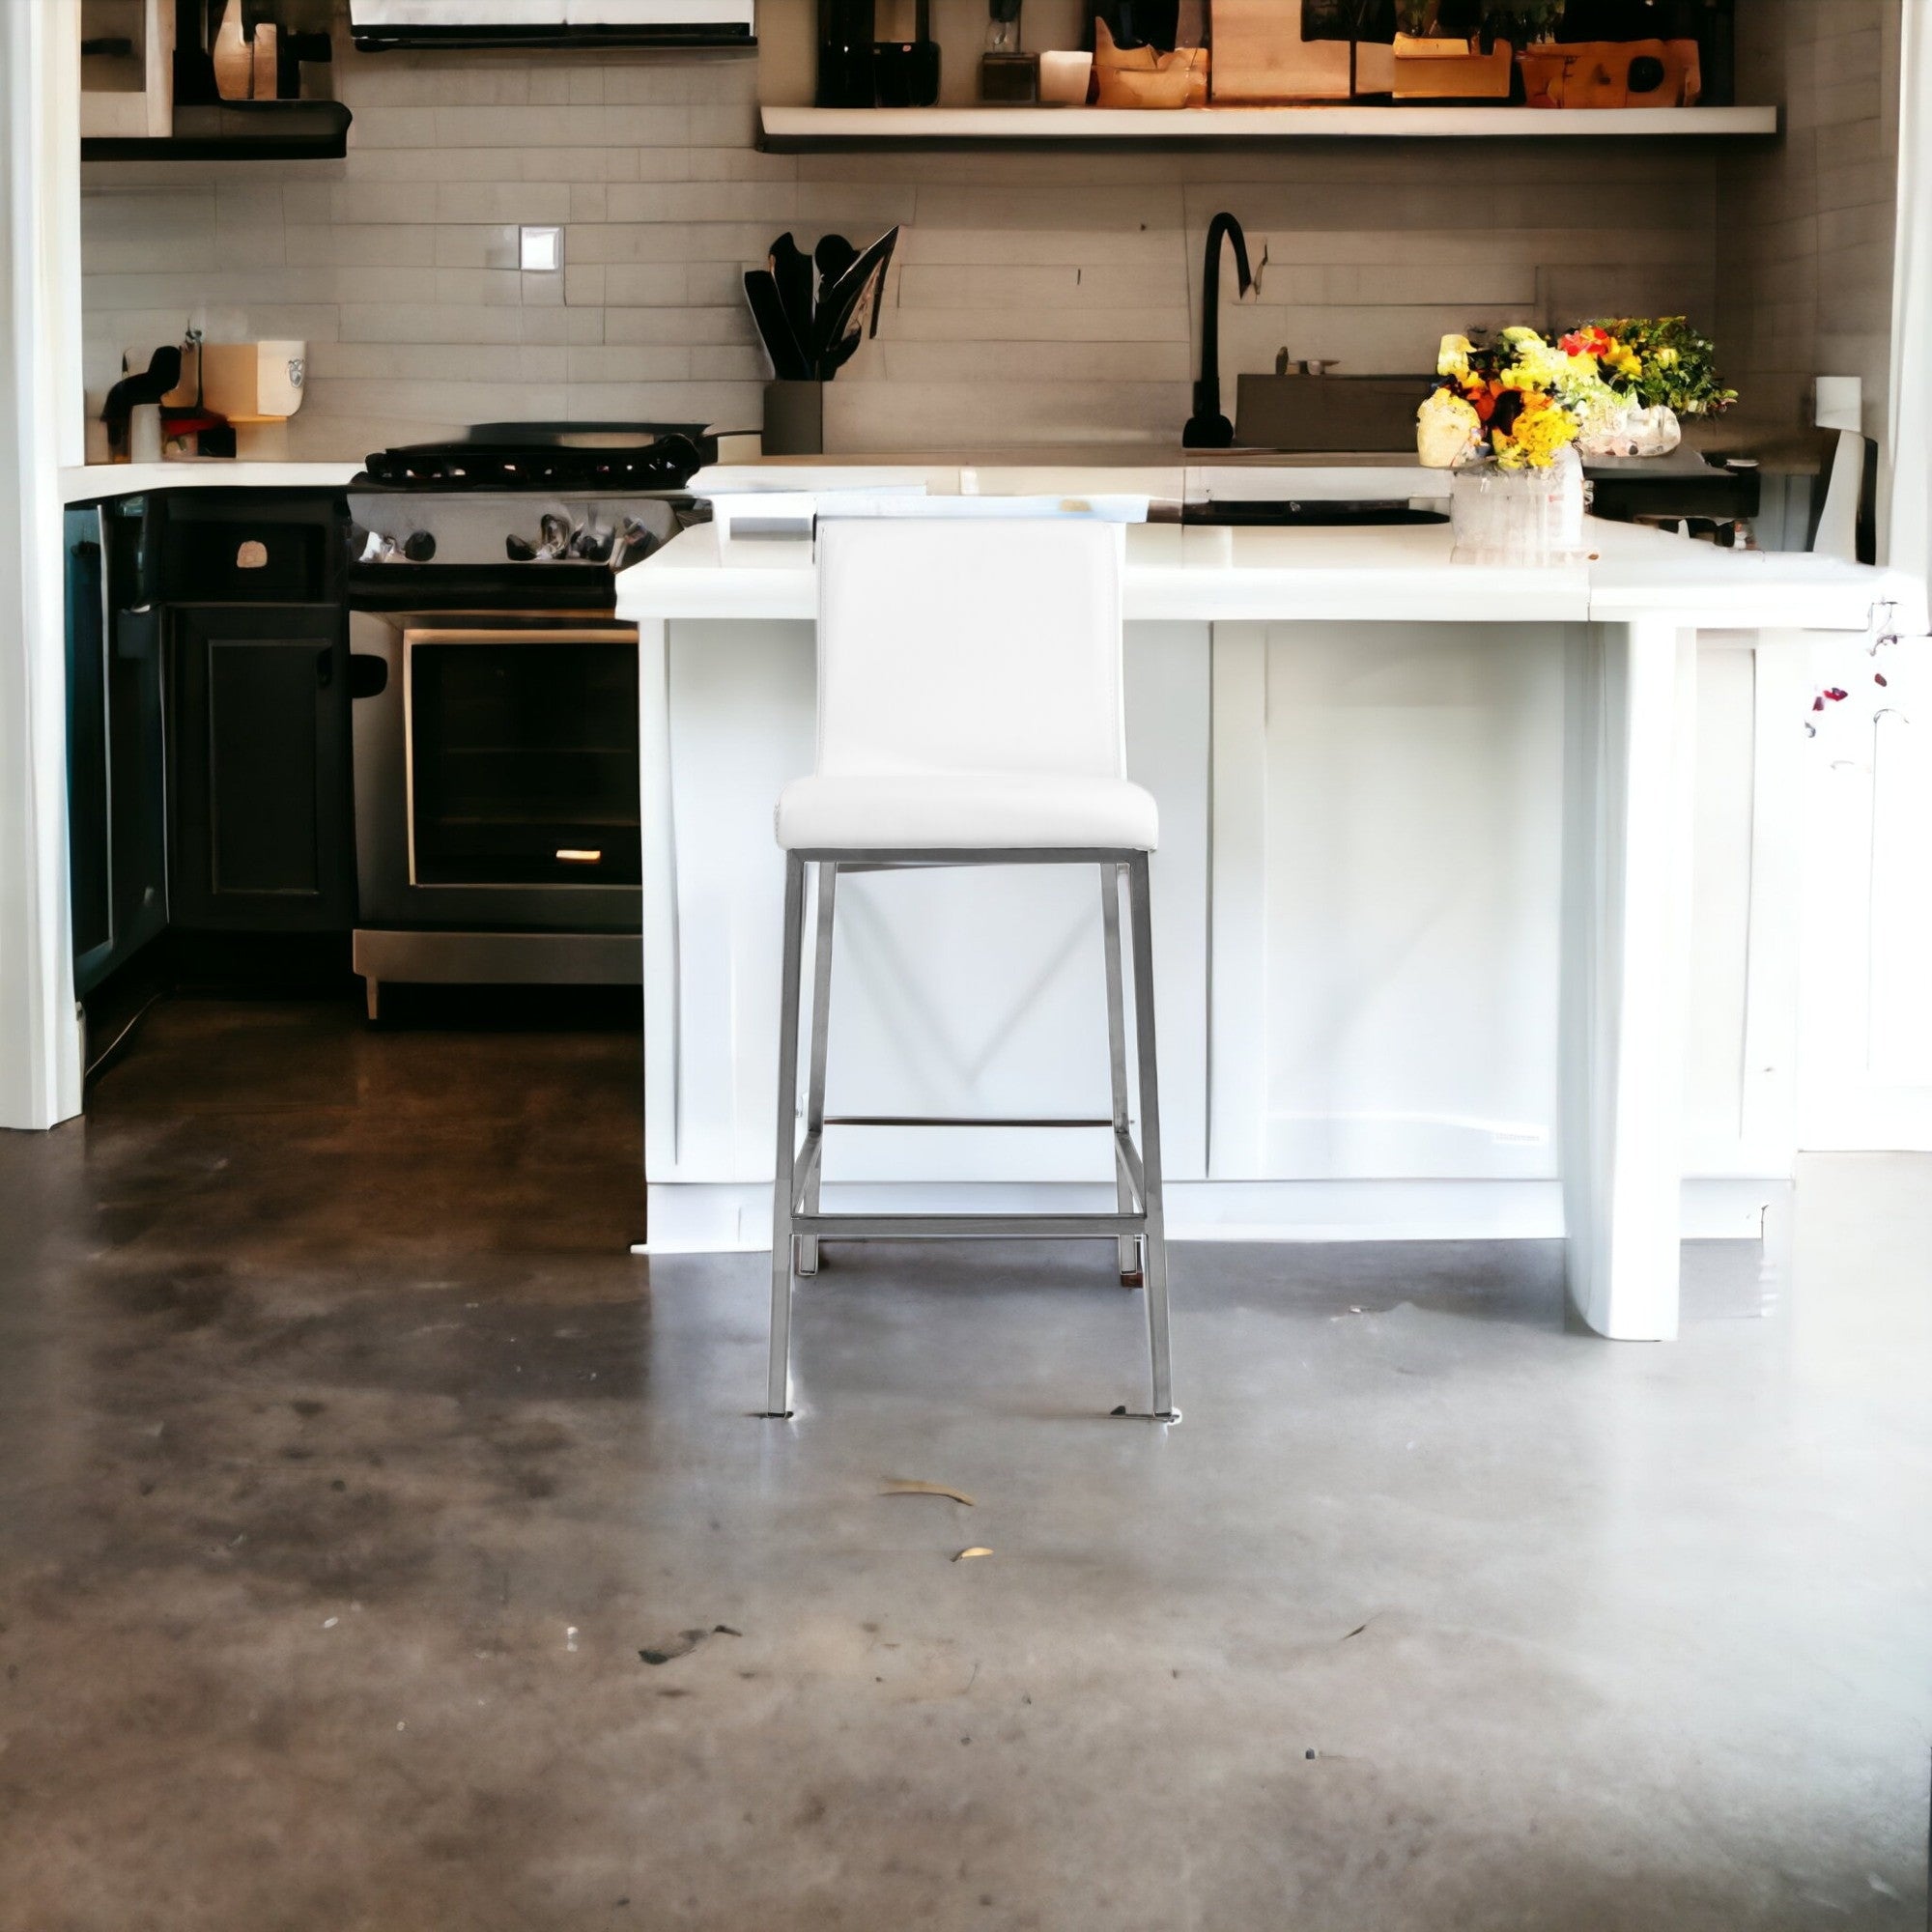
[1183,498,1448,527]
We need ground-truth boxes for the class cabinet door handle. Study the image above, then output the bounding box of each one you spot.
[316,648,335,690]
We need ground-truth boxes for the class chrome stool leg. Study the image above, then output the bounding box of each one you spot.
[796,862,838,1278]
[1101,863,1143,1287]
[765,853,808,1418]
[764,846,1175,1422]
[1127,853,1176,1420]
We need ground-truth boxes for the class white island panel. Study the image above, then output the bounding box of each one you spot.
[1228,620,1567,1181]
[643,616,1210,1229]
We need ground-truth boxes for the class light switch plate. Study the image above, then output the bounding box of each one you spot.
[520,225,562,273]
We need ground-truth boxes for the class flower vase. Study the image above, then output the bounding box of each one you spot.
[1450,444,1588,564]
[1627,404,1681,457]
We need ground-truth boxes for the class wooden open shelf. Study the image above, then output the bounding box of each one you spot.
[760,103,1778,149]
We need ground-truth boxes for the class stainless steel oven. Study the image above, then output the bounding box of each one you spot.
[349,610,644,1015]
[343,452,694,1017]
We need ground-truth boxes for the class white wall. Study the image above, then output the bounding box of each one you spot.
[0,0,85,1132]
[79,4,1721,458]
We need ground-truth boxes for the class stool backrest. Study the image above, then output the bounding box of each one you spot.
[814,517,1127,781]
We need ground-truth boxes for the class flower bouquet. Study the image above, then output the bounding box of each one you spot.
[1579,316,1737,418]
[1419,327,1618,561]
[1569,315,1737,456]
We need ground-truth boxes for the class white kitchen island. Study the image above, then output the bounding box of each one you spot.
[617,502,1912,1341]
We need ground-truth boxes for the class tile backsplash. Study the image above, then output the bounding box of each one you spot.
[80,7,1830,460]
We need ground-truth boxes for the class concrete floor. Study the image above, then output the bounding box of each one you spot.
[0,998,1927,1932]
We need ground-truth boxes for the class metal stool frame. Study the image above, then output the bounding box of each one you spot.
[765,846,1175,1422]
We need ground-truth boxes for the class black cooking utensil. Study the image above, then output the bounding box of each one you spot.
[768,232,816,354]
[744,268,812,381]
[101,344,184,449]
[811,226,898,380]
[813,233,860,316]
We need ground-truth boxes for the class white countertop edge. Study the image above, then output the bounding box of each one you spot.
[617,523,1908,635]
[62,462,362,502]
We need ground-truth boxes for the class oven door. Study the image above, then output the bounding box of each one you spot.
[351,611,641,933]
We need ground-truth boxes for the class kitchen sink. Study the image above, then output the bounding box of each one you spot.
[1182,497,1449,527]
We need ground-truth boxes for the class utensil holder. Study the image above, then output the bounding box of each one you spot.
[765,382,825,458]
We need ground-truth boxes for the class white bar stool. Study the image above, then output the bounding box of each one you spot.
[765,514,1175,1421]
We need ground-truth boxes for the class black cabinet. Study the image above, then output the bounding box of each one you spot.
[65,501,168,996]
[168,605,353,931]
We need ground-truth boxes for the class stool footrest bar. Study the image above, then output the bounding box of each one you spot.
[794,1211,1144,1240]
[822,1115,1117,1130]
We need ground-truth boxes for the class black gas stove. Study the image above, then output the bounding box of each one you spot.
[345,422,740,612]
[353,420,718,492]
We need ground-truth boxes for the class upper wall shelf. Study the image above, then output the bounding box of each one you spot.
[760,103,1779,148]
[80,100,353,164]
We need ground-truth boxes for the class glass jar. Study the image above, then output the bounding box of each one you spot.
[1450,444,1588,564]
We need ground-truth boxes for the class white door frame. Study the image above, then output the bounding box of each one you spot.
[0,0,85,1131]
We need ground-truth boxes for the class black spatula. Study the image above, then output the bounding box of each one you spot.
[768,232,816,352]
[744,269,811,381]
[811,227,898,380]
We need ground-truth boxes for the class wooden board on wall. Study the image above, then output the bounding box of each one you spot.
[1210,0,1351,103]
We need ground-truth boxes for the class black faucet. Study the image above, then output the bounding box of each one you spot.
[1182,213,1253,450]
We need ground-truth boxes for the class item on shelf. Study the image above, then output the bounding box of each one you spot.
[100,344,183,458]
[817,0,878,107]
[161,410,236,460]
[875,40,941,105]
[1556,0,1735,91]
[1038,48,1095,104]
[982,53,1040,102]
[128,403,165,466]
[198,340,307,422]
[875,0,940,106]
[1211,0,1351,103]
[1300,0,1401,98]
[1390,32,1515,99]
[1094,19,1202,107]
[982,0,1034,99]
[1086,0,1180,48]
[213,1,274,99]
[1520,38,1701,107]
[80,0,174,139]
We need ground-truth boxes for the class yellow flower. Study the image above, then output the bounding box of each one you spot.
[1437,332,1473,380]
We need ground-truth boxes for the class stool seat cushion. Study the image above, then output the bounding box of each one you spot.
[777,773,1159,853]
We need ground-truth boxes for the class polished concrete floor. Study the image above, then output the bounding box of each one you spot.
[1,998,1927,1932]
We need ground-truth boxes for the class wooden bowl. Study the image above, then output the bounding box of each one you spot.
[1095,56,1195,108]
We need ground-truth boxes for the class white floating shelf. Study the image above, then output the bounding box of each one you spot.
[761,103,1778,146]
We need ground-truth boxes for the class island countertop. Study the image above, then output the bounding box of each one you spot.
[618,515,1915,634]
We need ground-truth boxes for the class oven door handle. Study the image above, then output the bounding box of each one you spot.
[348,653,389,699]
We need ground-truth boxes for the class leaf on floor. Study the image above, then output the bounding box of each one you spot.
[881,1480,977,1507]
[639,1629,713,1665]
[952,1548,994,1563]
